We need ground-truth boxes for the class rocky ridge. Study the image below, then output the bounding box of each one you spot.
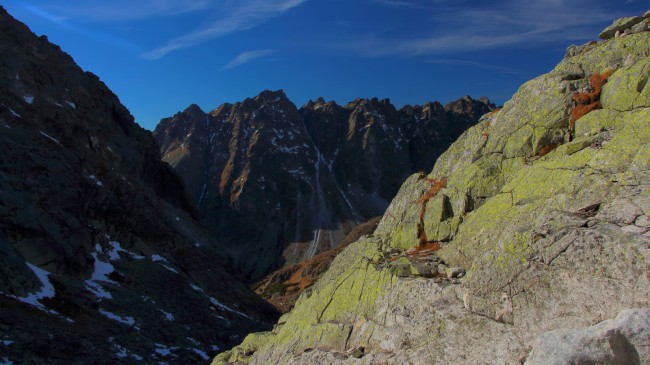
[214,10,650,364]
[0,7,277,364]
[154,92,494,281]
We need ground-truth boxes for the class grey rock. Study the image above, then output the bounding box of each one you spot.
[596,198,643,225]
[599,15,644,40]
[622,225,648,234]
[525,308,650,365]
[636,215,650,228]
[445,267,466,279]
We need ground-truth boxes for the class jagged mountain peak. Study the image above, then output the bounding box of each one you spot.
[217,9,650,364]
[154,91,492,281]
[182,103,206,116]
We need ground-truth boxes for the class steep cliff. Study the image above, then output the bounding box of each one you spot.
[0,7,277,364]
[154,93,493,281]
[215,10,650,364]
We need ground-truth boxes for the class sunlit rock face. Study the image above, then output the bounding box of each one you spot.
[154,91,493,281]
[214,9,650,365]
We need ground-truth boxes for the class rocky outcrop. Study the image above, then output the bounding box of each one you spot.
[0,7,277,364]
[254,217,382,313]
[214,9,650,364]
[154,92,493,281]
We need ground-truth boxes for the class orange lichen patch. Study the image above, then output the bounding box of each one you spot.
[255,217,381,313]
[569,68,615,139]
[488,108,501,116]
[482,119,492,139]
[537,142,559,157]
[410,241,441,254]
[413,177,447,246]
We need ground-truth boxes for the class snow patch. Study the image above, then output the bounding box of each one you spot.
[23,96,34,104]
[86,243,119,300]
[151,254,166,262]
[151,254,179,274]
[88,175,104,187]
[66,101,76,109]
[99,308,136,326]
[192,348,209,360]
[159,309,175,321]
[1,357,13,365]
[189,283,254,320]
[8,262,60,316]
[8,108,20,118]
[39,131,61,145]
[1,340,13,346]
[154,343,178,357]
[114,343,128,359]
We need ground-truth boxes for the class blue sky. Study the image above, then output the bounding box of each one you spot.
[3,0,647,130]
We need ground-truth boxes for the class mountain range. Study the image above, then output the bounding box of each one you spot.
[153,92,494,281]
[216,10,650,364]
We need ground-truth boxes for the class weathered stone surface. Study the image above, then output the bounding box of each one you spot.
[525,309,650,365]
[599,15,644,39]
[154,92,494,281]
[214,10,650,365]
[0,7,278,364]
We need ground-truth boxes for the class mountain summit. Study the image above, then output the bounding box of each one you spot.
[0,7,277,363]
[154,92,494,281]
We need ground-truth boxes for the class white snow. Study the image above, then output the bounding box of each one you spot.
[66,101,76,109]
[1,357,13,365]
[86,244,118,300]
[87,175,106,187]
[13,263,56,313]
[39,131,61,144]
[175,216,180,222]
[99,308,136,326]
[85,280,112,299]
[159,309,175,321]
[151,254,166,262]
[154,343,178,357]
[192,348,209,360]
[114,344,128,358]
[23,96,34,104]
[189,283,254,320]
[8,108,20,118]
[1,340,13,346]
[151,254,179,274]
[131,354,143,361]
[85,241,143,299]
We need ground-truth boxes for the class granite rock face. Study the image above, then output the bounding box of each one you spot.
[214,10,650,365]
[0,7,277,364]
[154,92,493,281]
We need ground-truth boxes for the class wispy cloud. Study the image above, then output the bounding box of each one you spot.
[338,0,628,56]
[20,3,142,53]
[426,59,525,74]
[221,50,275,70]
[35,0,216,22]
[143,0,306,59]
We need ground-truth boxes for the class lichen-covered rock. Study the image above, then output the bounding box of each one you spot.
[214,10,650,365]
